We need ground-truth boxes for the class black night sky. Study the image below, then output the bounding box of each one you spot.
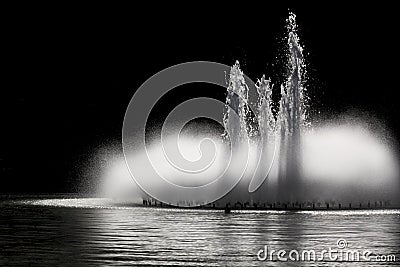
[1,4,399,193]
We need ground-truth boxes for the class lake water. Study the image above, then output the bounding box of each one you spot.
[1,195,399,266]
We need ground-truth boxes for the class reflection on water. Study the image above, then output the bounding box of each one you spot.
[0,196,399,266]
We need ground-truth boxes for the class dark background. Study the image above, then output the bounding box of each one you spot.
[1,4,399,193]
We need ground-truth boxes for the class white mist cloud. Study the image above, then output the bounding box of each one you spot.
[302,125,399,186]
[98,124,399,204]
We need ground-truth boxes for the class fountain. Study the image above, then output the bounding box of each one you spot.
[112,12,400,209]
[220,12,307,204]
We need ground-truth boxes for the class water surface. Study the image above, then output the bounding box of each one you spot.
[1,195,399,266]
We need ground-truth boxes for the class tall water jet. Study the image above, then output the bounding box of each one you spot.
[223,61,251,145]
[221,61,253,204]
[248,76,276,194]
[257,75,275,147]
[277,12,308,202]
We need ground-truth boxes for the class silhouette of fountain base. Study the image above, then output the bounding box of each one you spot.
[141,198,398,211]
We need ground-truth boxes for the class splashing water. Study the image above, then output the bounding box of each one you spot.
[221,12,307,202]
